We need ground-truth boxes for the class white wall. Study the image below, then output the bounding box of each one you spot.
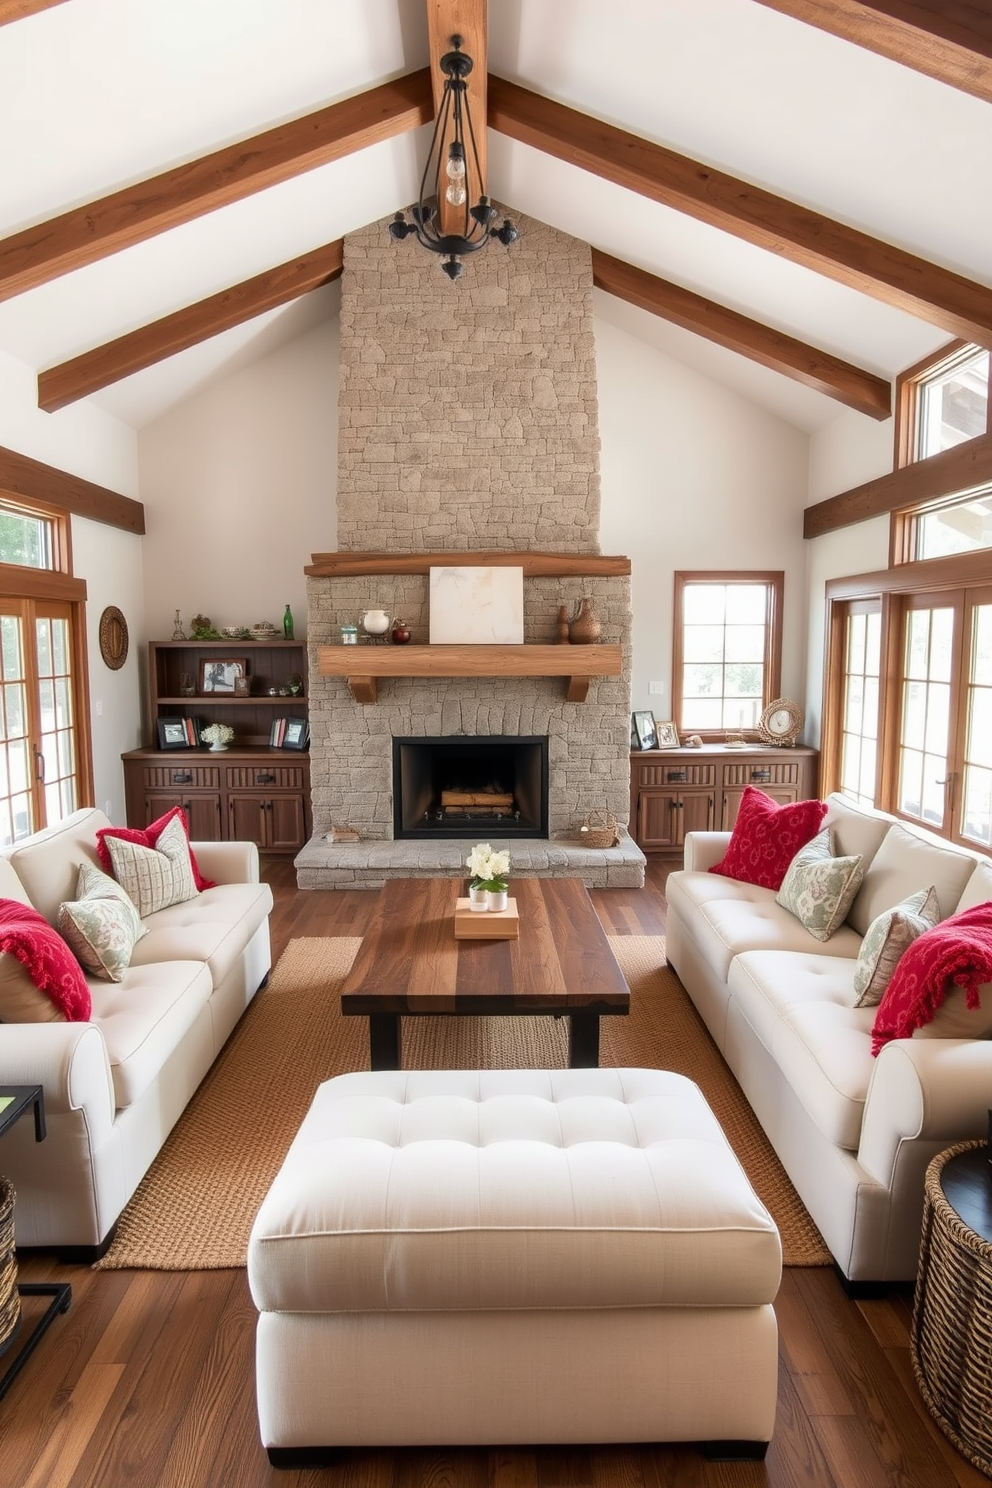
[137,315,339,641]
[803,408,894,740]
[0,348,141,822]
[595,314,811,724]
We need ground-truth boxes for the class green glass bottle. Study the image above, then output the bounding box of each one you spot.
[283,604,294,641]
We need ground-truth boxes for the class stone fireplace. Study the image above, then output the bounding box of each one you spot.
[296,212,644,889]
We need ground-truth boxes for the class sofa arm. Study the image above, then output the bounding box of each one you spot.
[682,832,732,872]
[858,1038,992,1188]
[0,1022,115,1144]
[191,839,260,885]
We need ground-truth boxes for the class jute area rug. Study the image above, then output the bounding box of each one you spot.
[97,935,830,1271]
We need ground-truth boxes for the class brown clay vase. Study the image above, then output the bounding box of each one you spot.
[556,604,571,644]
[568,597,602,644]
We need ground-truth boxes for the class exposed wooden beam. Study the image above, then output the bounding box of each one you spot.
[426,1,488,238]
[804,432,992,538]
[752,2,992,106]
[38,242,344,412]
[0,443,144,534]
[488,75,992,347]
[0,0,69,24]
[0,71,432,304]
[591,249,891,420]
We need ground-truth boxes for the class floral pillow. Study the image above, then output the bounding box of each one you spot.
[775,829,864,942]
[57,863,146,983]
[852,887,940,1008]
[709,787,827,892]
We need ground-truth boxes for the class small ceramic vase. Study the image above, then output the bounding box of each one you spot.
[556,604,571,644]
[468,885,488,912]
[208,742,228,753]
[486,888,509,912]
[391,619,411,644]
[362,609,390,639]
[568,597,601,644]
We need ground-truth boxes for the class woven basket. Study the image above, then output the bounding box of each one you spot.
[0,1175,20,1357]
[577,808,620,849]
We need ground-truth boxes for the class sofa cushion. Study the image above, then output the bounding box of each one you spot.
[821,793,893,872]
[0,900,90,1021]
[57,864,147,983]
[90,959,214,1108]
[3,806,110,926]
[848,822,976,936]
[955,857,992,914]
[728,951,874,1151]
[709,787,827,891]
[666,870,862,987]
[128,881,273,990]
[775,830,864,942]
[96,806,216,893]
[852,887,940,1007]
[913,983,992,1039]
[0,952,65,1022]
[871,903,992,1052]
[105,814,199,917]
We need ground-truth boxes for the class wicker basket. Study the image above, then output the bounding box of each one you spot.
[577,808,620,848]
[0,1175,20,1357]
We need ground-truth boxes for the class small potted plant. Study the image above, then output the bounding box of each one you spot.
[201,722,235,752]
[466,843,510,912]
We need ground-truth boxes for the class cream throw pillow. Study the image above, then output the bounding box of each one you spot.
[57,862,147,982]
[776,829,864,942]
[105,814,198,917]
[852,886,940,1008]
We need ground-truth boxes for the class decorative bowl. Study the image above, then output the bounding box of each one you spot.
[221,626,243,638]
[251,622,278,638]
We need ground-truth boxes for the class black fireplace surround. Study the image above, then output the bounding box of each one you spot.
[392,736,549,840]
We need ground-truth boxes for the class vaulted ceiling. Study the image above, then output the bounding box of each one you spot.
[1,0,989,433]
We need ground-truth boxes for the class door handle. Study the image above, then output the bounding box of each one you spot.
[33,746,44,783]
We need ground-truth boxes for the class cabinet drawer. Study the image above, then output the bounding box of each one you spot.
[723,761,801,788]
[225,764,305,790]
[635,763,715,788]
[142,765,221,789]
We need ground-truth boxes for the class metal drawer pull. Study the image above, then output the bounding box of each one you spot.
[257,773,276,785]
[171,772,193,785]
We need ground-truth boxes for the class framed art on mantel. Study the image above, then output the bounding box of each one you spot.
[631,711,659,750]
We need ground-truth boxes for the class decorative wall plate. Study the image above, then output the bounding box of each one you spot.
[757,697,803,746]
[99,606,129,670]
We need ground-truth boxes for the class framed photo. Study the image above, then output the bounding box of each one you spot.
[157,717,193,751]
[656,720,681,750]
[281,718,309,751]
[199,657,247,694]
[632,711,659,751]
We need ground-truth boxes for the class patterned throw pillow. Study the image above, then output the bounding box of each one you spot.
[852,887,941,1008]
[96,806,216,892]
[709,787,827,892]
[104,813,199,917]
[775,829,864,942]
[57,863,147,982]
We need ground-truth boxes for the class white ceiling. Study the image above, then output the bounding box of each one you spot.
[0,0,987,431]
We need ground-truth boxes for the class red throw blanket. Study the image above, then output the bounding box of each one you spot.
[871,903,992,1055]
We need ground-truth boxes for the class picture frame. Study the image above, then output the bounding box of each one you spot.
[281,718,309,751]
[157,717,193,751]
[199,657,247,694]
[631,711,659,751]
[656,720,681,750]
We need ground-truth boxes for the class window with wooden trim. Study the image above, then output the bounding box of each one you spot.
[673,572,783,739]
[896,341,990,469]
[836,599,881,808]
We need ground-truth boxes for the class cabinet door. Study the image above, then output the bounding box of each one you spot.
[637,789,681,849]
[680,789,716,837]
[266,795,307,852]
[144,791,222,839]
[227,793,267,847]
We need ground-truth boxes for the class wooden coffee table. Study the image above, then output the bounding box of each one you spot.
[341,877,630,1069]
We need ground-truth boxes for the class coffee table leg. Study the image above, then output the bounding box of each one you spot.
[369,1014,402,1070]
[568,1013,600,1068]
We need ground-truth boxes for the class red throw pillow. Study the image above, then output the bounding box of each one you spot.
[96,807,215,892]
[0,899,91,1020]
[709,786,827,892]
[871,903,992,1054]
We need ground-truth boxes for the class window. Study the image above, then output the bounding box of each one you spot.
[0,501,59,570]
[673,572,783,738]
[896,342,990,469]
[837,600,881,808]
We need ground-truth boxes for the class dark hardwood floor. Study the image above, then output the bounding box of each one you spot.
[1,859,984,1488]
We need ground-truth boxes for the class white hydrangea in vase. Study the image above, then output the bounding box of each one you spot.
[201,723,234,752]
[465,842,510,912]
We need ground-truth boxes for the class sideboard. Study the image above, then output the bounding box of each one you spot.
[629,744,819,854]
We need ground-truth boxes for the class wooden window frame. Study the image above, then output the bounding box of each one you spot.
[672,570,783,743]
[0,492,72,575]
[895,339,991,471]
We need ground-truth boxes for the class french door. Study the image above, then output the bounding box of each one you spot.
[0,597,83,844]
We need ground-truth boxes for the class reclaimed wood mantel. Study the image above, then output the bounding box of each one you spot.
[305,550,632,577]
[317,643,623,704]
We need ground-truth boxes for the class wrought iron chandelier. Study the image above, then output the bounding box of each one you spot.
[389,35,518,280]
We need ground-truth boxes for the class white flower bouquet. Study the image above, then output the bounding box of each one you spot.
[201,723,234,749]
[465,842,510,892]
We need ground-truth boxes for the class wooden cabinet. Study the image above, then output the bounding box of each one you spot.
[630,745,818,854]
[121,640,312,854]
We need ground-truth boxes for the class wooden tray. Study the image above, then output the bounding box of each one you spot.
[453,897,519,939]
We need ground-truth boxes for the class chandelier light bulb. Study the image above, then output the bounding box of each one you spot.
[445,180,467,206]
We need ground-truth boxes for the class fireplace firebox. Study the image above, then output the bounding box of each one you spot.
[392,736,549,840]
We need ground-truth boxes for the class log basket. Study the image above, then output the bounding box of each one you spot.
[0,1176,20,1356]
[577,808,620,848]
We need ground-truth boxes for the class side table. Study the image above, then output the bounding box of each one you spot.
[0,1085,72,1404]
[911,1140,992,1477]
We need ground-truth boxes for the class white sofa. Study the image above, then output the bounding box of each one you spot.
[665,792,992,1286]
[0,807,273,1256]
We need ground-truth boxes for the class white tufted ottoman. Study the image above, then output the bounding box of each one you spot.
[248,1068,782,1466]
